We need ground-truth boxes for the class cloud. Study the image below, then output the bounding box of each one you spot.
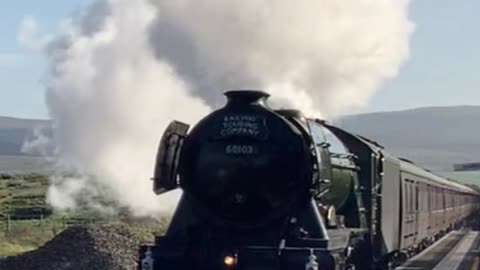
[17,16,53,51]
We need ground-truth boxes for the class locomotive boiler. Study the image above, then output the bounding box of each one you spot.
[139,90,479,270]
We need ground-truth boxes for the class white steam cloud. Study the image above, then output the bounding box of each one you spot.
[148,0,413,116]
[44,0,209,216]
[42,0,413,216]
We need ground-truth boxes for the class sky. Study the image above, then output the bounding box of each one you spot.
[0,0,479,119]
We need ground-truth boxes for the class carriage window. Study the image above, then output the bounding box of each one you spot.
[411,182,415,213]
[444,190,447,208]
[442,189,446,209]
[405,181,410,213]
[437,188,440,210]
[451,192,454,208]
[415,183,419,212]
[427,185,431,211]
[432,187,435,210]
[437,188,440,209]
[445,190,453,207]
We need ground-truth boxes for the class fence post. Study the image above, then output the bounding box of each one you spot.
[6,214,11,233]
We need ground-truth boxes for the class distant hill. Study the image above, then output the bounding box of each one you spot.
[0,116,50,157]
[0,116,49,129]
[339,106,480,171]
[437,171,480,187]
[0,117,51,173]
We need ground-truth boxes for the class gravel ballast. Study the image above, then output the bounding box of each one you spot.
[0,224,149,270]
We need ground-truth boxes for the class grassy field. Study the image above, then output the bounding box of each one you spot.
[0,173,51,219]
[0,174,168,256]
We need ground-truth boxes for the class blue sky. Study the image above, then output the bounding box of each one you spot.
[367,0,480,113]
[0,1,93,119]
[0,0,479,119]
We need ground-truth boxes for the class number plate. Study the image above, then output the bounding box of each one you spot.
[225,144,259,155]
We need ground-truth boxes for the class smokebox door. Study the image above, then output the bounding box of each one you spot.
[153,120,189,194]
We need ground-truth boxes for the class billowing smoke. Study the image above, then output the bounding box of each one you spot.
[44,0,210,216]
[42,0,413,216]
[148,0,413,116]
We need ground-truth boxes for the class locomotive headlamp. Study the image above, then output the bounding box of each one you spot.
[224,255,237,268]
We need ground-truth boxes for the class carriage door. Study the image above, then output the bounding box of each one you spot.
[402,177,417,248]
[414,181,419,244]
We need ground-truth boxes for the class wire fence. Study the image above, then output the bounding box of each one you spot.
[0,214,113,234]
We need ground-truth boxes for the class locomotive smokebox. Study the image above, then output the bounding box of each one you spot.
[177,89,313,229]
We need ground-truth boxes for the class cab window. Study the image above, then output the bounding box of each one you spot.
[321,126,348,154]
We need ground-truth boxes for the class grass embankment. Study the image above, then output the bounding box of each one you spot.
[0,173,54,255]
[0,218,65,255]
[0,173,50,217]
[0,174,168,256]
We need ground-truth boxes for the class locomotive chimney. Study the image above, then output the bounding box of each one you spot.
[224,90,270,107]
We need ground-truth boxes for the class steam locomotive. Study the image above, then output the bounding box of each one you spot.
[139,90,479,270]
